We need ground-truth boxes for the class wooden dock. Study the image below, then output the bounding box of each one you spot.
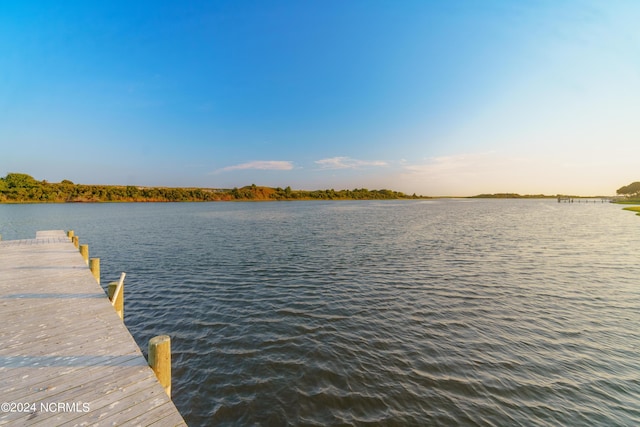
[0,231,186,426]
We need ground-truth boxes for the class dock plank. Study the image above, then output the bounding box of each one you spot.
[0,231,186,426]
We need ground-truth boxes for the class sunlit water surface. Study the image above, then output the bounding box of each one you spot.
[1,200,639,426]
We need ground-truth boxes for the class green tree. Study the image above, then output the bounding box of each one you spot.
[4,173,40,188]
[126,186,140,198]
[617,181,640,197]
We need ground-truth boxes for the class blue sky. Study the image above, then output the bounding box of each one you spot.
[1,0,639,196]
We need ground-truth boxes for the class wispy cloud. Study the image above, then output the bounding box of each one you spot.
[315,156,387,170]
[400,152,524,183]
[397,152,555,195]
[402,154,489,175]
[214,160,294,174]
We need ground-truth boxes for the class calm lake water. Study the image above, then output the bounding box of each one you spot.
[1,199,639,426]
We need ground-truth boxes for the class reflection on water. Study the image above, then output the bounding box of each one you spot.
[1,200,639,426]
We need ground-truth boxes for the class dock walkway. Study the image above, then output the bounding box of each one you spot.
[0,231,186,426]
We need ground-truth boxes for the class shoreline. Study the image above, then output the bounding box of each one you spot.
[0,196,617,205]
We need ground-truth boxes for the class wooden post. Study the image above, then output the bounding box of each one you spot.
[149,335,171,398]
[79,244,89,265]
[67,230,74,239]
[72,236,79,248]
[108,281,124,320]
[89,258,100,284]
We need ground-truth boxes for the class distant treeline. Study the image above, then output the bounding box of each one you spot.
[0,173,423,203]
[470,193,559,199]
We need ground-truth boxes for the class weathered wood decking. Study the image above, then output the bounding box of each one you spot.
[0,231,186,426]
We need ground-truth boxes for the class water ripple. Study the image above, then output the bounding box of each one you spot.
[2,200,639,426]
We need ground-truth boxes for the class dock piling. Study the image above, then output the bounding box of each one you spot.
[90,258,100,284]
[72,235,79,248]
[149,335,172,398]
[108,273,125,320]
[80,244,89,264]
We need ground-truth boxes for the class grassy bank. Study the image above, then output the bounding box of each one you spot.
[613,197,640,216]
[622,206,640,216]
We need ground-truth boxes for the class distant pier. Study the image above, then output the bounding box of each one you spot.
[557,196,611,203]
[0,230,186,426]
